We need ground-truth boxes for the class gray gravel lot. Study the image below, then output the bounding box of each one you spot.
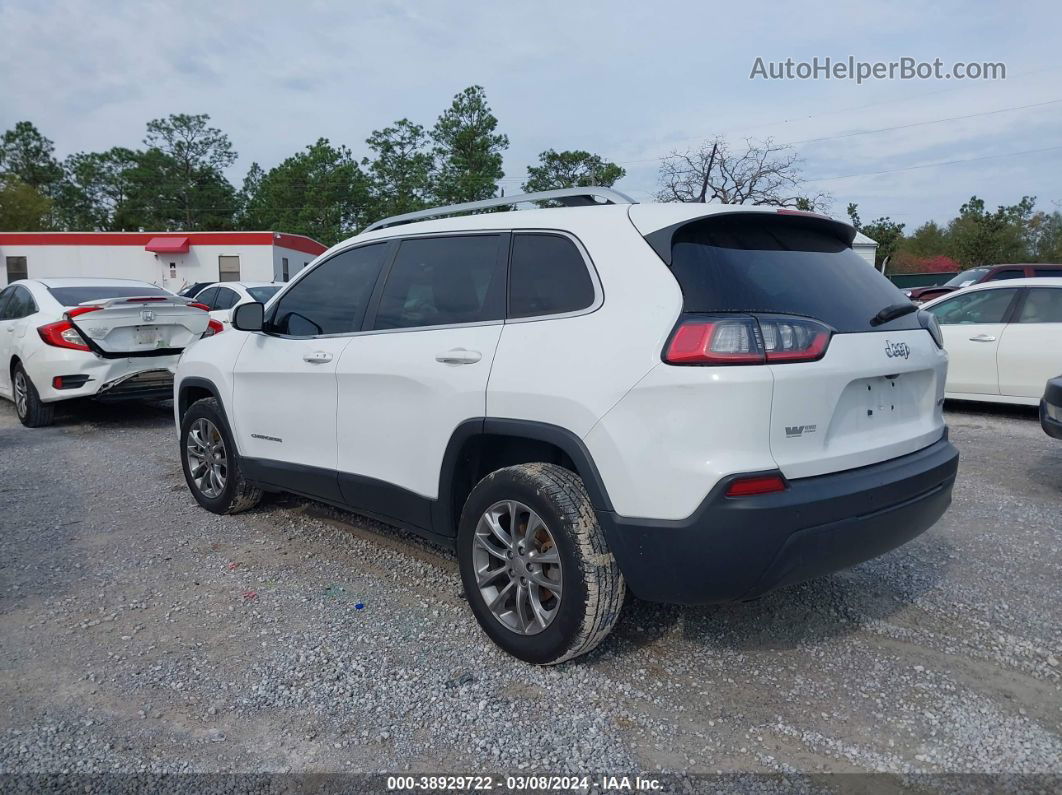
[0,398,1059,778]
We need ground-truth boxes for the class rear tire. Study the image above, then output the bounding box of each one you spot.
[180,397,262,514]
[458,463,625,664]
[13,364,54,428]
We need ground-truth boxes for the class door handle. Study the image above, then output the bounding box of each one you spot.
[435,348,482,365]
[303,351,333,364]
[969,334,997,342]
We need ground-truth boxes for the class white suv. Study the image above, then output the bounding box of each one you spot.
[174,188,959,664]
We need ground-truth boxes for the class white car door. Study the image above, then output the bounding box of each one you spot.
[0,287,18,395]
[230,242,391,498]
[926,287,1022,395]
[996,287,1062,399]
[335,234,507,530]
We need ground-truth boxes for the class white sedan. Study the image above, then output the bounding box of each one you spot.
[0,278,212,427]
[191,282,282,327]
[922,277,1062,406]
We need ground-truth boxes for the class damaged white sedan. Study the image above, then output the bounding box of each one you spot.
[0,278,215,427]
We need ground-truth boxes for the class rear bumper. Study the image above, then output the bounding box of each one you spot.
[597,435,959,604]
[1041,377,1062,440]
[23,347,180,403]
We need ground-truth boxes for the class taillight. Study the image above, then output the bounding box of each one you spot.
[664,315,832,365]
[202,319,224,338]
[66,306,101,319]
[38,320,91,351]
[725,473,787,497]
[190,302,210,311]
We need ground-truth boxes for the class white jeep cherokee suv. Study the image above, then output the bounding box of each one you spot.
[174,188,959,664]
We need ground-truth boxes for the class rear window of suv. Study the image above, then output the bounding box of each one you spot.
[47,285,170,306]
[668,214,921,333]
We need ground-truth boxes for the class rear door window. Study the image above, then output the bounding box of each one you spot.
[2,286,37,319]
[926,288,1020,325]
[1016,288,1062,323]
[214,287,239,310]
[508,233,595,318]
[372,235,505,330]
[1033,268,1062,278]
[195,287,219,309]
[668,214,920,333]
[270,243,388,336]
[988,269,1026,281]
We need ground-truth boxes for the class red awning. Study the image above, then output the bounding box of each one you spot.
[145,236,189,254]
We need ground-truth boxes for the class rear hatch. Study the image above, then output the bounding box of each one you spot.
[656,210,946,479]
[67,295,210,356]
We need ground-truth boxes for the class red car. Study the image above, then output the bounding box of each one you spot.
[905,263,1062,303]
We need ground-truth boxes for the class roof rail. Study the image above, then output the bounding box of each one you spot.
[363,187,636,232]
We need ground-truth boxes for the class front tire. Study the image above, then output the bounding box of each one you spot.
[180,397,262,514]
[458,463,625,664]
[13,363,54,428]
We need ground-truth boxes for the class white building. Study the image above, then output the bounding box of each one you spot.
[0,231,327,292]
[852,230,879,269]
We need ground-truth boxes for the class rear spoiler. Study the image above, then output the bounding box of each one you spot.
[75,295,198,309]
[642,208,858,266]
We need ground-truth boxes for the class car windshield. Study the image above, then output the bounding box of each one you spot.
[47,285,171,306]
[943,268,989,287]
[248,286,281,303]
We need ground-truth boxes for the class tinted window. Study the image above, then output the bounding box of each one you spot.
[927,288,1018,325]
[214,287,239,310]
[271,243,387,336]
[373,236,504,330]
[989,269,1026,281]
[195,287,219,309]
[508,234,594,318]
[0,288,11,318]
[248,286,280,303]
[668,215,920,333]
[1033,268,1062,278]
[1017,288,1062,323]
[47,285,170,306]
[1,286,36,319]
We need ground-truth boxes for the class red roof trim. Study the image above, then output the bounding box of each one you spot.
[0,231,326,256]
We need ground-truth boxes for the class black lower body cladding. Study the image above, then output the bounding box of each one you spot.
[1041,376,1062,440]
[597,436,959,604]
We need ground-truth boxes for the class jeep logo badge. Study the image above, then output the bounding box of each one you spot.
[885,340,911,359]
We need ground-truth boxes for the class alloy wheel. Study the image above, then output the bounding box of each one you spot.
[472,500,563,635]
[186,418,228,499]
[13,371,28,418]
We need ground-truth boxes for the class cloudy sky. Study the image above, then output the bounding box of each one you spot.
[2,0,1060,227]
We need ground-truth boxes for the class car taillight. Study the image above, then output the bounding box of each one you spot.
[38,320,91,351]
[725,473,787,497]
[66,306,101,319]
[202,319,224,338]
[664,315,832,365]
[190,302,210,311]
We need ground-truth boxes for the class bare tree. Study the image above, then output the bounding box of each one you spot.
[656,135,828,209]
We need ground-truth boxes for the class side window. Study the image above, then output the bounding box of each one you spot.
[508,233,595,318]
[927,288,1018,325]
[0,287,13,319]
[196,287,219,309]
[373,235,504,330]
[271,243,387,336]
[1034,268,1061,278]
[0,286,36,319]
[214,287,239,310]
[988,269,1025,281]
[1016,288,1062,323]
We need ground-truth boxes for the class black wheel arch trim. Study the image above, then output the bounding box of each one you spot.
[177,377,231,429]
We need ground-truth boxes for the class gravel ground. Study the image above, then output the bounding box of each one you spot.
[0,397,1059,781]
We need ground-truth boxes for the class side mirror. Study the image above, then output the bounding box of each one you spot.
[232,302,264,331]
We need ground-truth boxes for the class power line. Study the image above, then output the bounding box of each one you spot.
[799,144,1062,182]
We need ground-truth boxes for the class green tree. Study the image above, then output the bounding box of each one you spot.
[1031,210,1062,262]
[0,121,64,194]
[143,113,238,228]
[898,221,949,259]
[56,147,138,230]
[118,148,237,231]
[241,139,370,245]
[364,119,433,221]
[522,149,625,192]
[431,86,509,204]
[861,217,906,269]
[846,202,861,230]
[947,196,1032,266]
[0,177,53,230]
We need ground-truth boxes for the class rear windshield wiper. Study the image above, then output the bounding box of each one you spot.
[869,302,917,327]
